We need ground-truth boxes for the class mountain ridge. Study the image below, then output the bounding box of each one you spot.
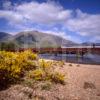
[0,31,77,48]
[0,32,12,41]
[1,31,99,48]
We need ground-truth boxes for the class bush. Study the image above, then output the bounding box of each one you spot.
[58,61,65,67]
[0,51,21,82]
[0,42,19,51]
[41,82,52,90]
[21,50,38,60]
[0,50,66,88]
[38,59,52,71]
[28,59,66,84]
[28,69,45,81]
[0,50,38,85]
[51,72,65,85]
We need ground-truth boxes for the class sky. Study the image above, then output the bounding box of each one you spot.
[0,0,100,43]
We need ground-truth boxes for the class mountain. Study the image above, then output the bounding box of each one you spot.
[81,42,100,46]
[5,31,77,48]
[0,32,12,41]
[0,31,100,48]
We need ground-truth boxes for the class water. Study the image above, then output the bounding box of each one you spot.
[39,53,100,65]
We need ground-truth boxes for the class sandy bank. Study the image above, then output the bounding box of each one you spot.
[0,62,100,100]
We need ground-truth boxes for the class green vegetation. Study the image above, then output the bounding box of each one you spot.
[41,82,52,90]
[0,42,19,51]
[51,72,65,85]
[28,69,45,81]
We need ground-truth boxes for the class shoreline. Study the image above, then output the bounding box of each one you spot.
[39,54,100,65]
[44,58,100,66]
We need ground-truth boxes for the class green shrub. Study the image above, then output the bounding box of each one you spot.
[41,82,52,90]
[58,61,65,67]
[39,59,52,70]
[51,72,65,85]
[28,69,45,81]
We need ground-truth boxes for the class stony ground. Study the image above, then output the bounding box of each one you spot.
[0,62,100,100]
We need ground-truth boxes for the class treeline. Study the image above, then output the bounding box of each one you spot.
[0,42,19,51]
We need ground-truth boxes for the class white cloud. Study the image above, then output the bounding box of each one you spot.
[66,9,100,38]
[0,10,23,24]
[15,1,72,24]
[2,0,12,10]
[0,2,71,24]
[0,1,100,42]
[0,1,72,27]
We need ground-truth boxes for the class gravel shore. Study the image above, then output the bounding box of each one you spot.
[0,62,100,100]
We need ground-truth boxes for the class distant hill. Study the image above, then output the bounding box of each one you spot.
[0,31,100,48]
[6,31,77,48]
[81,42,100,47]
[0,32,12,41]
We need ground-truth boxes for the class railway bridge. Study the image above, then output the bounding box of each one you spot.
[19,46,100,56]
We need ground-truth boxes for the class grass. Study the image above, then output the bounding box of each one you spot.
[41,82,52,91]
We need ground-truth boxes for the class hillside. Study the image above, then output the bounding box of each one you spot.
[0,32,12,41]
[5,31,76,48]
[1,31,100,48]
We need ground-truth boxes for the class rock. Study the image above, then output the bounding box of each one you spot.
[83,82,96,89]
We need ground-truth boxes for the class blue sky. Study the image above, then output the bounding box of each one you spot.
[0,0,100,43]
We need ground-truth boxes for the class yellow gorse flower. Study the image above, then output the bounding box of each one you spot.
[0,50,38,81]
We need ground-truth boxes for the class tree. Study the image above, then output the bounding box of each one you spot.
[0,42,19,51]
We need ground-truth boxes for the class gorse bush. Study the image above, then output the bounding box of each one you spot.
[0,50,38,84]
[58,61,65,67]
[51,72,65,85]
[28,69,45,81]
[39,59,53,71]
[0,50,66,88]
